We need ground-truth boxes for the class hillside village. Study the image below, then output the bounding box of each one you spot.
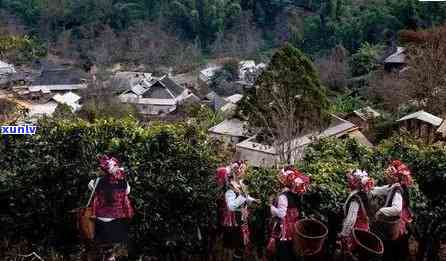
[2,1,446,260]
[2,43,446,168]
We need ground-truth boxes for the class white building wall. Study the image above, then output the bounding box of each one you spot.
[135,104,176,115]
[236,146,277,168]
[209,133,243,146]
[236,144,307,168]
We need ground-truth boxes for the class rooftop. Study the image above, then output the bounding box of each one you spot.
[437,121,446,136]
[120,74,186,99]
[28,102,58,117]
[224,94,243,104]
[398,110,443,126]
[353,106,381,120]
[33,65,87,85]
[199,65,222,82]
[51,91,82,112]
[120,96,177,106]
[52,91,81,104]
[208,118,247,137]
[0,60,16,75]
[384,47,406,64]
[236,116,357,154]
[28,84,87,92]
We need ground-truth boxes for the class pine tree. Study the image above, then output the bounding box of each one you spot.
[238,43,330,164]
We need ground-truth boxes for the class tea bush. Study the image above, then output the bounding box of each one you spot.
[0,117,224,257]
[1,118,444,259]
[244,136,441,258]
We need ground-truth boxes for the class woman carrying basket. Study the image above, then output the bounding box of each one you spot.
[371,160,413,261]
[339,169,375,260]
[267,166,310,261]
[88,155,134,261]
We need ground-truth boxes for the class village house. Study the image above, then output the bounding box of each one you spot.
[27,91,82,118]
[207,114,372,168]
[0,60,16,87]
[199,60,266,86]
[208,118,248,146]
[344,106,381,135]
[202,91,228,111]
[219,94,243,117]
[25,63,87,101]
[397,110,444,143]
[0,60,16,76]
[234,116,371,168]
[383,47,406,73]
[118,73,198,116]
[199,65,222,84]
[203,91,243,117]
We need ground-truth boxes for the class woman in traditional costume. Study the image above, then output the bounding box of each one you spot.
[372,160,413,261]
[216,161,257,261]
[88,155,134,261]
[267,166,310,261]
[339,169,375,260]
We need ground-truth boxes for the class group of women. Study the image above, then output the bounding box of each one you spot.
[83,155,414,261]
[215,160,414,261]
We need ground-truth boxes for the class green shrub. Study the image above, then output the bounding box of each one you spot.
[349,43,384,77]
[0,117,222,257]
[1,118,444,259]
[243,137,437,251]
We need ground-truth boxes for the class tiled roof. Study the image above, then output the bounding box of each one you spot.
[384,47,406,64]
[208,118,247,137]
[398,110,443,126]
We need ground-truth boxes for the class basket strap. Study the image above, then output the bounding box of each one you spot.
[86,178,100,208]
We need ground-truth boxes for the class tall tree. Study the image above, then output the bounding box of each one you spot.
[238,43,330,164]
[404,25,446,116]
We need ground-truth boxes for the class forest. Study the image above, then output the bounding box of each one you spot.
[1,0,446,67]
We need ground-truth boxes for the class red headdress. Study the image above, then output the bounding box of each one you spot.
[230,160,247,178]
[279,167,310,194]
[347,169,375,192]
[216,166,231,187]
[387,160,413,186]
[215,161,247,187]
[98,155,126,181]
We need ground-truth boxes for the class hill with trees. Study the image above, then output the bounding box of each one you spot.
[1,0,446,67]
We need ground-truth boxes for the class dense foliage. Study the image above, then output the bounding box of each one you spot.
[238,44,330,139]
[244,136,446,259]
[0,35,45,64]
[300,0,446,55]
[329,95,364,114]
[349,43,384,77]
[1,116,446,259]
[0,118,223,258]
[1,0,446,61]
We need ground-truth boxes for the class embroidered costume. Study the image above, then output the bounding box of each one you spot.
[372,160,413,261]
[216,161,255,261]
[89,155,134,261]
[340,170,374,258]
[268,166,310,261]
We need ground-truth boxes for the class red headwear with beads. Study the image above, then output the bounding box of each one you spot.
[215,161,247,187]
[216,166,231,187]
[387,160,413,186]
[230,160,247,178]
[347,169,375,192]
[98,155,126,181]
[279,167,310,194]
